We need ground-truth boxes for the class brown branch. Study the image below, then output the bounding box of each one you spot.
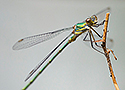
[101,13,119,90]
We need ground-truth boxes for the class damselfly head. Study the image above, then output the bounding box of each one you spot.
[90,15,98,24]
[86,15,98,26]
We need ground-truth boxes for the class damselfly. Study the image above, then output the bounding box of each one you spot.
[12,7,110,90]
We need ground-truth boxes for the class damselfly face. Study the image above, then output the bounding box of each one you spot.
[85,15,98,26]
[90,15,98,24]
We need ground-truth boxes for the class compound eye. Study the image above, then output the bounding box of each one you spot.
[91,15,97,21]
[92,15,96,18]
[86,18,91,23]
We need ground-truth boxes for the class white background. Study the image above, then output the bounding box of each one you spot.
[0,0,125,90]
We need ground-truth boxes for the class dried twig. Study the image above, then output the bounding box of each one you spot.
[101,13,120,90]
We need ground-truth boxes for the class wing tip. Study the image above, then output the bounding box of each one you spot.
[107,7,110,10]
[12,43,20,50]
[12,39,25,50]
[12,44,17,50]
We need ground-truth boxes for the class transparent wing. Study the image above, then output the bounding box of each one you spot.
[24,33,73,81]
[95,7,110,23]
[12,27,73,50]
